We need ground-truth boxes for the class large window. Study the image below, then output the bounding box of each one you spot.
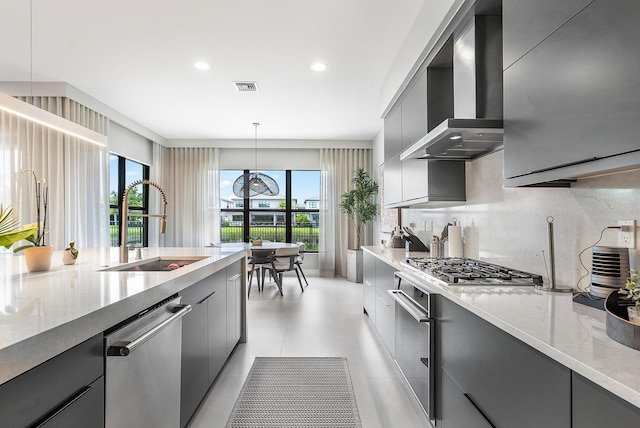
[220,170,320,251]
[109,154,150,247]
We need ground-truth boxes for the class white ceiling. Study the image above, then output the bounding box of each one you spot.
[0,0,426,141]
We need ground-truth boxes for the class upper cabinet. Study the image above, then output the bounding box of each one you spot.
[502,0,594,69]
[503,0,640,186]
[401,70,428,151]
[384,103,402,163]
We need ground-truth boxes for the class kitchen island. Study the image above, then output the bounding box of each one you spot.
[363,246,640,424]
[0,246,246,386]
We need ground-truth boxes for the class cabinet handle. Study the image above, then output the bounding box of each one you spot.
[228,274,241,281]
[463,393,497,428]
[197,291,216,305]
[109,304,191,356]
[33,384,94,427]
[388,290,431,322]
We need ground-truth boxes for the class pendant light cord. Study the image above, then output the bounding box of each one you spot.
[253,122,260,176]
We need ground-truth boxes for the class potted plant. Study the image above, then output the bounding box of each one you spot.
[63,240,79,265]
[249,235,263,246]
[0,204,38,250]
[339,167,378,282]
[5,170,52,272]
[619,269,640,325]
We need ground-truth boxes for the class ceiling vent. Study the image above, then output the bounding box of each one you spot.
[233,81,259,92]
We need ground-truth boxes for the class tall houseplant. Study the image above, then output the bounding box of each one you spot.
[339,168,378,282]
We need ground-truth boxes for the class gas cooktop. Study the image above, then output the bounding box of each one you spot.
[404,257,543,286]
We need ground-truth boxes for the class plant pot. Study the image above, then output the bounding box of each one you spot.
[346,249,363,283]
[251,240,263,246]
[628,306,640,326]
[62,249,78,265]
[23,246,53,272]
[605,292,640,350]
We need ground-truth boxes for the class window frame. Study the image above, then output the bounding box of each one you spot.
[220,169,319,252]
[109,155,150,247]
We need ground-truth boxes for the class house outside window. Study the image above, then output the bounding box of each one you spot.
[219,170,320,251]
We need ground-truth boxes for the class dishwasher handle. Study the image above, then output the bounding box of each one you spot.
[389,290,431,323]
[109,304,191,356]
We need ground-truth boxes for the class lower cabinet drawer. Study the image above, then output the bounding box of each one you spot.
[38,376,105,428]
[0,333,104,427]
[440,369,493,428]
[375,294,395,357]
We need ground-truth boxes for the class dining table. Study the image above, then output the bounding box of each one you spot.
[216,242,300,296]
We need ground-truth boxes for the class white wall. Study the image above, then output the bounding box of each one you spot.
[219,148,320,171]
[399,150,640,289]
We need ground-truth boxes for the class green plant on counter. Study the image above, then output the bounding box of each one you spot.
[0,204,38,250]
[65,241,79,259]
[248,235,263,241]
[619,269,640,308]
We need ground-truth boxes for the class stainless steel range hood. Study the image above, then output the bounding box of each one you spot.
[401,15,503,161]
[400,118,503,160]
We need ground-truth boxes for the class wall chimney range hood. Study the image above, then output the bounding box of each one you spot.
[401,15,503,161]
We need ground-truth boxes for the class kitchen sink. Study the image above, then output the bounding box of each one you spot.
[100,256,209,272]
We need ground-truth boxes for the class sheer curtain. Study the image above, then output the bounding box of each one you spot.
[151,145,219,247]
[319,148,372,277]
[0,96,109,252]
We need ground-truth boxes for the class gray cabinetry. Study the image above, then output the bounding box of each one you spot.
[440,368,492,428]
[208,271,228,384]
[384,104,402,163]
[383,154,403,207]
[504,0,640,185]
[401,70,428,151]
[0,334,104,428]
[437,297,571,427]
[363,251,375,318]
[363,252,398,357]
[572,372,640,427]
[402,159,465,204]
[180,277,217,427]
[180,268,231,427]
[373,257,397,357]
[503,0,594,69]
[226,260,243,354]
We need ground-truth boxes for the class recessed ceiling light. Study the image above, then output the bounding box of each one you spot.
[194,62,210,70]
[311,63,327,72]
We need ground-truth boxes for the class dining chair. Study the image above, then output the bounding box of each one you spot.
[295,242,309,287]
[247,248,282,297]
[266,246,304,293]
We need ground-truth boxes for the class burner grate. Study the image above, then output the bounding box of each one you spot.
[405,257,543,286]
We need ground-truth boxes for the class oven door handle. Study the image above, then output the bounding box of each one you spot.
[388,290,431,322]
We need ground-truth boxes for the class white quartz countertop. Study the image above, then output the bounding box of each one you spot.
[0,247,245,386]
[363,246,640,409]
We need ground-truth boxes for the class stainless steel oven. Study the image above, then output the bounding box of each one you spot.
[390,271,435,421]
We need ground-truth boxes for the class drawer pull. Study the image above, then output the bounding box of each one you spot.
[463,393,497,428]
[33,384,94,428]
[388,289,431,322]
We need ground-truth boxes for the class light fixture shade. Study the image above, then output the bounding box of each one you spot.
[233,172,279,197]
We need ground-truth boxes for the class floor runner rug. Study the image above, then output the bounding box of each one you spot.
[225,357,362,427]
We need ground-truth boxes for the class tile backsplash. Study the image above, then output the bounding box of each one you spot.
[399,150,640,290]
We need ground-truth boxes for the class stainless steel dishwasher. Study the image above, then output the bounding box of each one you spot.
[105,294,191,428]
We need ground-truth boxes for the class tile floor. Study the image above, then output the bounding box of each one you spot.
[189,275,431,428]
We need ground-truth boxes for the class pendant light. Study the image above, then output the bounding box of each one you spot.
[233,123,279,197]
[0,0,107,147]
